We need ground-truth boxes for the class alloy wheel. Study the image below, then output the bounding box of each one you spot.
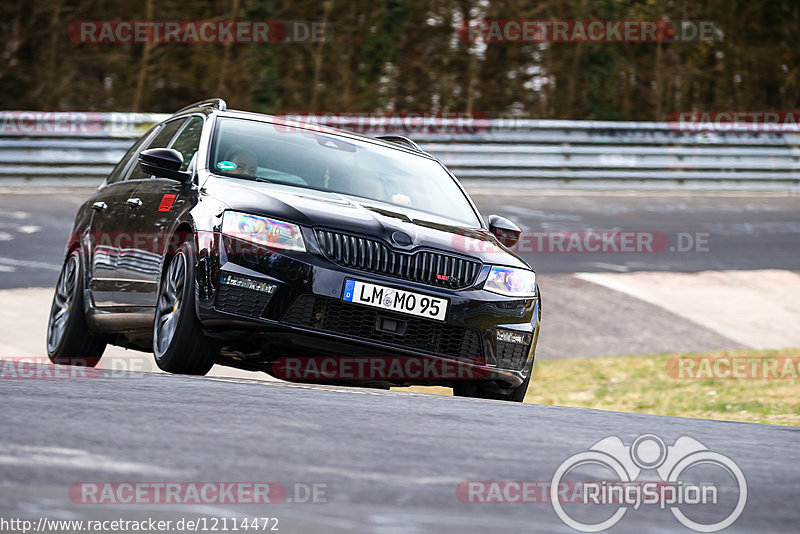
[155,252,186,356]
[47,253,78,352]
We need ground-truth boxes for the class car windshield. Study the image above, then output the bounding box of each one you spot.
[210,117,481,226]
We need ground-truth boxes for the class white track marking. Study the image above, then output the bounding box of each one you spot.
[0,257,60,270]
[0,288,281,380]
[576,269,800,349]
[0,209,29,219]
[0,445,185,476]
[589,262,630,272]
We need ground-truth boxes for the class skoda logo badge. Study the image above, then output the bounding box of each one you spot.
[391,231,412,246]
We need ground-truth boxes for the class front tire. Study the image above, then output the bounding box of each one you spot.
[47,250,106,366]
[153,241,218,375]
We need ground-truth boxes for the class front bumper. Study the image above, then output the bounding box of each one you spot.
[195,233,540,387]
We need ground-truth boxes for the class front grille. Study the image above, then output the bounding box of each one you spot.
[315,229,481,289]
[495,340,530,371]
[214,285,272,318]
[283,295,484,363]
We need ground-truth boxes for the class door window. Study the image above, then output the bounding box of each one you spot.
[104,127,158,185]
[168,116,204,171]
[123,118,187,182]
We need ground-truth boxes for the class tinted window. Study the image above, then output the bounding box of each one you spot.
[169,116,204,171]
[124,118,187,181]
[210,118,481,226]
[148,118,187,149]
[105,128,157,185]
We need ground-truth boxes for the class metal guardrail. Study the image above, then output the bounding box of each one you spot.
[413,120,800,189]
[1,113,799,189]
[0,113,168,185]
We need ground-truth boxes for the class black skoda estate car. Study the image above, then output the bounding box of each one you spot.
[46,99,541,401]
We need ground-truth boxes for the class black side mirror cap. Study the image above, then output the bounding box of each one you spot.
[488,214,521,248]
[139,148,190,182]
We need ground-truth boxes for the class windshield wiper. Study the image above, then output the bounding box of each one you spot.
[364,206,412,223]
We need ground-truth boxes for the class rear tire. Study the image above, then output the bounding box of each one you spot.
[47,250,106,366]
[153,241,217,375]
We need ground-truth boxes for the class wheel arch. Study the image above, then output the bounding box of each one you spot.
[158,219,201,318]
[160,220,196,275]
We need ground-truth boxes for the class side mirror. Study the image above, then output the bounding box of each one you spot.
[139,148,190,182]
[488,214,521,248]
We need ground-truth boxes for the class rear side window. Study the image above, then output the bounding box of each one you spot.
[105,128,157,185]
[148,119,187,150]
[169,116,204,171]
[124,118,187,181]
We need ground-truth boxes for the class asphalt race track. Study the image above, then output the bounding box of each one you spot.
[1,368,798,533]
[1,188,799,533]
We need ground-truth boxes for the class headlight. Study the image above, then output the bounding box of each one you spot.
[483,266,537,297]
[221,211,306,252]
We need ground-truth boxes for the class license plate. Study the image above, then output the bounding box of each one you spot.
[342,280,448,321]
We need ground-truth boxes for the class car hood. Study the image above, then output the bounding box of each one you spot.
[204,177,529,269]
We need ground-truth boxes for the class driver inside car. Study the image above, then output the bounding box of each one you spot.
[226,147,259,178]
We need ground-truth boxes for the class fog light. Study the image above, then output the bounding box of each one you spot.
[220,273,276,293]
[496,329,530,345]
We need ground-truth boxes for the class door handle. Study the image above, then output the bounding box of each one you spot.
[126,197,143,208]
[91,201,107,212]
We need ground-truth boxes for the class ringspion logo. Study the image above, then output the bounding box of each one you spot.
[458,434,747,532]
[550,434,746,532]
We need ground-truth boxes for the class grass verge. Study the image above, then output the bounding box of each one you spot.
[394,348,800,426]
